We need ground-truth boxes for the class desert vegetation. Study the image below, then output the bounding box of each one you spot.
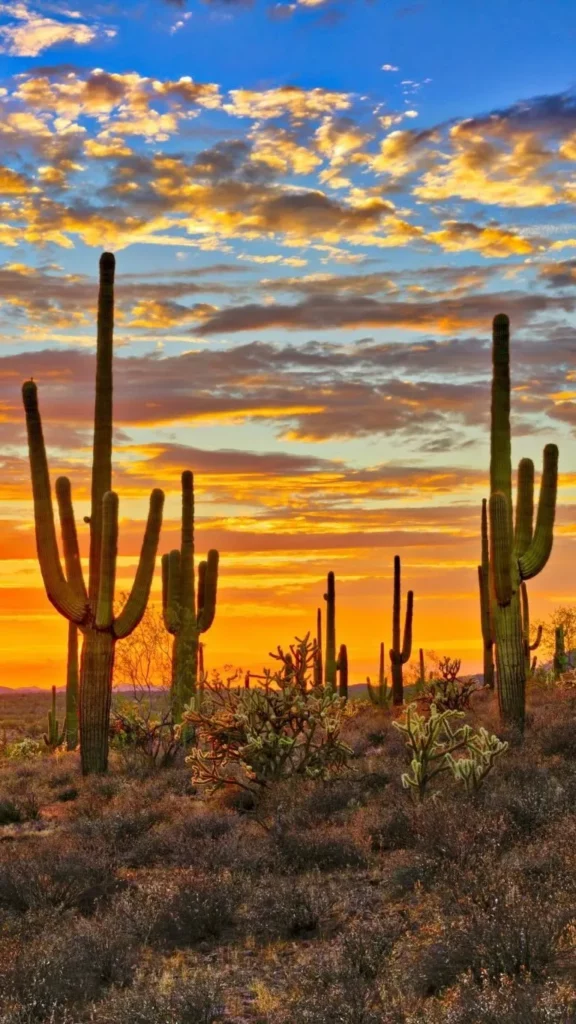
[0,252,574,1021]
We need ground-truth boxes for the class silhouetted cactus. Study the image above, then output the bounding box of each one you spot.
[367,642,390,707]
[337,643,348,698]
[418,647,426,688]
[323,571,337,691]
[162,471,219,721]
[22,254,165,774]
[314,607,323,688]
[44,685,65,749]
[554,625,568,680]
[488,314,558,733]
[389,555,413,705]
[478,499,495,689]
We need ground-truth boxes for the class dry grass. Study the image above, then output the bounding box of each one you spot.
[0,684,574,1023]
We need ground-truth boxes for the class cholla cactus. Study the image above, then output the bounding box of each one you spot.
[445,728,508,794]
[22,254,165,774]
[393,704,472,800]
[44,686,66,750]
[488,314,558,733]
[367,643,391,707]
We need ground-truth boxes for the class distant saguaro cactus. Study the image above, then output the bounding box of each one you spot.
[162,471,219,721]
[314,607,323,688]
[478,499,495,689]
[367,642,390,707]
[22,254,165,774]
[44,685,65,750]
[488,314,558,732]
[389,555,413,706]
[553,625,568,680]
[323,571,337,691]
[337,643,348,698]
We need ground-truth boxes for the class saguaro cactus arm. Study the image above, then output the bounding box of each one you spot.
[514,458,534,556]
[197,550,219,632]
[489,492,513,606]
[402,590,414,662]
[55,476,87,603]
[162,550,181,634]
[21,381,89,625]
[519,444,558,581]
[114,488,165,639]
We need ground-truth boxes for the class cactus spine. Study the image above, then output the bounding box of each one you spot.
[66,623,79,750]
[553,626,568,680]
[22,254,165,774]
[520,582,542,678]
[488,314,558,733]
[323,571,337,690]
[478,499,495,689]
[44,685,66,749]
[389,555,413,706]
[162,471,219,721]
[337,643,348,698]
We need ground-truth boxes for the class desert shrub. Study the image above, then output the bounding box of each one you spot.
[0,843,120,916]
[70,807,164,862]
[271,918,402,1024]
[422,976,576,1023]
[243,877,332,941]
[5,740,43,761]
[0,914,137,1019]
[110,698,182,770]
[539,721,576,758]
[485,766,568,832]
[369,804,417,851]
[419,657,480,711]
[0,798,23,824]
[274,828,367,872]
[185,634,355,793]
[123,873,240,949]
[88,970,225,1024]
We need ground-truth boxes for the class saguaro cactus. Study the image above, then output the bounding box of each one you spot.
[337,643,348,698]
[520,582,542,678]
[418,647,426,688]
[162,471,219,721]
[22,254,165,774]
[66,623,79,750]
[367,642,390,707]
[389,555,413,706]
[478,499,495,689]
[314,607,323,688]
[553,625,568,680]
[488,313,558,732]
[323,571,337,690]
[44,685,65,749]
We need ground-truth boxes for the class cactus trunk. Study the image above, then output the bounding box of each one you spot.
[79,630,115,774]
[66,623,79,750]
[337,643,348,698]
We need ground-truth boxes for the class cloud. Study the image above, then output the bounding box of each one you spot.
[0,3,114,57]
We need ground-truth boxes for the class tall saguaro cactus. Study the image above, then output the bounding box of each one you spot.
[313,607,323,688]
[488,313,558,732]
[162,471,219,721]
[323,571,337,690]
[337,643,348,698]
[478,499,495,689]
[22,253,165,774]
[389,555,413,706]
